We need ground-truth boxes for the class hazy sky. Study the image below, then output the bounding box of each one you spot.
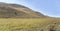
[0,0,60,17]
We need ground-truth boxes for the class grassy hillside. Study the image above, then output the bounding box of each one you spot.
[0,2,59,31]
[0,18,60,31]
[0,2,47,18]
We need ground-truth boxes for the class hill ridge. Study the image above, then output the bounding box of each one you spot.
[0,2,48,18]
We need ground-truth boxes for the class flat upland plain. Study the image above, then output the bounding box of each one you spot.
[0,18,60,31]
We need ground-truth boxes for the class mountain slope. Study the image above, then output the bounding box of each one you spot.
[0,2,47,18]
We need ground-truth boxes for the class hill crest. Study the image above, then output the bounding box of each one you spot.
[0,2,47,18]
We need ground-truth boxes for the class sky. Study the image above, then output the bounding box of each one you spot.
[0,0,60,17]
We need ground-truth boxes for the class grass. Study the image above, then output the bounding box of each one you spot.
[0,18,60,31]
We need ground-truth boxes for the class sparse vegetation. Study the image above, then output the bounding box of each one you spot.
[0,2,47,18]
[49,23,56,31]
[0,2,59,31]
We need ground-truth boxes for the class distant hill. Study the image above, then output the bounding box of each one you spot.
[0,2,48,18]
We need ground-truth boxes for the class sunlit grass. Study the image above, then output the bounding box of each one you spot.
[0,18,59,31]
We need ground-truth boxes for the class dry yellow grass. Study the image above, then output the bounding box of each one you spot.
[0,18,59,31]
